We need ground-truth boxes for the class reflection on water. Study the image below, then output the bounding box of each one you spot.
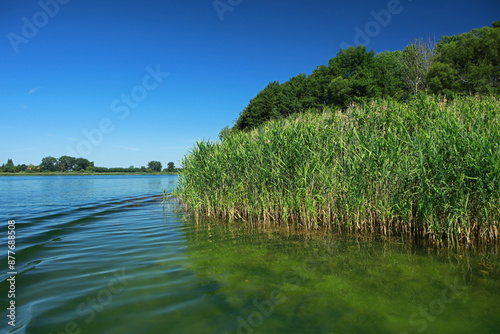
[0,175,499,334]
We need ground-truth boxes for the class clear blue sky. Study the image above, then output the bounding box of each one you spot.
[1,0,499,168]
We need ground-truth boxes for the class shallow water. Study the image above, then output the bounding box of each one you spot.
[1,175,499,334]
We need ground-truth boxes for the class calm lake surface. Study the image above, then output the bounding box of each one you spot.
[1,175,499,334]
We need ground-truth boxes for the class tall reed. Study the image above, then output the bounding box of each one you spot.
[175,95,500,245]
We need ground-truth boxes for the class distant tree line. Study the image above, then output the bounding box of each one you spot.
[233,20,500,131]
[0,157,180,174]
[40,156,94,172]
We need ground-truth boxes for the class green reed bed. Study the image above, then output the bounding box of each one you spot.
[175,96,500,245]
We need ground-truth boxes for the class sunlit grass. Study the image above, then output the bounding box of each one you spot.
[175,95,500,245]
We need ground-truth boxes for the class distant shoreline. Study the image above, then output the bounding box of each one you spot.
[0,172,179,176]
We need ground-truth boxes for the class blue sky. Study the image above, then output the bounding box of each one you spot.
[1,0,499,168]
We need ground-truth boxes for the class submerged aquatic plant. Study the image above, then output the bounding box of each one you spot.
[162,188,167,210]
[175,95,500,245]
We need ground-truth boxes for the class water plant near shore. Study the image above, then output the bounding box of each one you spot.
[175,95,500,245]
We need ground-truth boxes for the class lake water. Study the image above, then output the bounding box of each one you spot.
[1,175,499,334]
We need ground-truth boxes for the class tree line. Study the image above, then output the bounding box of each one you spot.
[232,20,500,131]
[0,157,179,174]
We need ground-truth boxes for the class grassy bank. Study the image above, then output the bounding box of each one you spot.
[175,95,500,245]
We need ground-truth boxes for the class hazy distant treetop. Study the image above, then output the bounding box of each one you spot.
[148,161,162,172]
[167,162,176,172]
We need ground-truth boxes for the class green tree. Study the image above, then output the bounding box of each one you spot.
[148,161,162,172]
[235,46,382,130]
[3,166,15,173]
[1,159,15,172]
[309,64,333,105]
[328,45,375,80]
[234,81,284,131]
[279,73,319,115]
[327,76,354,106]
[40,156,58,172]
[218,126,232,142]
[325,46,382,106]
[435,24,500,94]
[86,166,96,173]
[427,62,463,96]
[167,162,176,172]
[74,158,93,171]
[232,22,499,132]
[372,51,407,100]
[58,155,76,172]
[319,45,393,106]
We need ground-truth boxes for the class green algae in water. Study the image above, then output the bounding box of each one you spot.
[182,220,500,334]
[17,210,500,334]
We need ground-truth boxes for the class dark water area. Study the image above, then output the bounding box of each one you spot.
[0,175,499,334]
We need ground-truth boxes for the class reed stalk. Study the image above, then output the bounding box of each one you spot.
[175,95,500,245]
